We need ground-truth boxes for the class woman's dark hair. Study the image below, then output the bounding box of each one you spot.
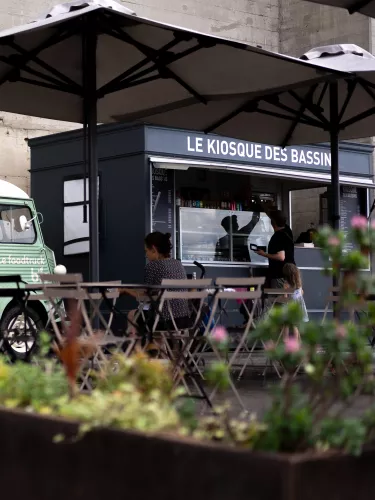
[270,210,286,228]
[144,232,172,257]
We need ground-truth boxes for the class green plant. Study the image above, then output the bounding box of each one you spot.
[0,354,68,412]
[205,326,231,391]
[3,216,375,458]
[193,407,267,448]
[250,216,375,455]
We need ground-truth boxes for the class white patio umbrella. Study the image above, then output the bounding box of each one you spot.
[0,0,345,280]
[124,44,375,231]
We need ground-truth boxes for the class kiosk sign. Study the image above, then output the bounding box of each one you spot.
[146,127,372,177]
[186,135,331,168]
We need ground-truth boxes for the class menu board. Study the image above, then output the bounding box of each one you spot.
[340,186,361,252]
[151,166,175,248]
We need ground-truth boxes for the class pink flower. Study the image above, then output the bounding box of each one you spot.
[211,326,228,343]
[284,336,301,353]
[351,215,367,230]
[264,340,275,352]
[328,236,340,247]
[336,325,347,339]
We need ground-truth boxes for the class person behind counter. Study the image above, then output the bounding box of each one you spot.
[215,211,260,262]
[267,206,293,241]
[254,210,295,288]
[253,196,294,241]
[122,231,191,334]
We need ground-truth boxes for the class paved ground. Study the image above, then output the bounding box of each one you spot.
[195,356,375,417]
[219,377,374,417]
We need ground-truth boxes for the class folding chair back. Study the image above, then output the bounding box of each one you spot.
[149,286,212,406]
[200,278,265,410]
[215,277,265,287]
[161,279,212,288]
[154,288,211,333]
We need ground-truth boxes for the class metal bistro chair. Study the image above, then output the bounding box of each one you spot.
[150,280,213,406]
[322,287,340,324]
[76,281,123,390]
[212,278,265,375]
[323,287,375,346]
[201,277,265,410]
[161,278,213,379]
[29,275,124,390]
[320,286,354,374]
[259,288,296,380]
[26,273,84,345]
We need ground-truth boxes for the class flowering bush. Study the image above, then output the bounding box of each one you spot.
[249,215,375,455]
[2,217,375,457]
[205,326,231,391]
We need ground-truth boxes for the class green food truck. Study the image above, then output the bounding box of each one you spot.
[0,179,57,360]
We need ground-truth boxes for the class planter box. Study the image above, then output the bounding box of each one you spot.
[0,408,375,500]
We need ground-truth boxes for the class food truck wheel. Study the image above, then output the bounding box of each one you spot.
[0,306,43,361]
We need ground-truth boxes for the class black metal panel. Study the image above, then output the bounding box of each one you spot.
[30,124,150,283]
[300,269,330,311]
[98,155,150,283]
[29,123,146,171]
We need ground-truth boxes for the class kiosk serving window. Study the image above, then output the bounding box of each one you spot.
[179,207,273,264]
[174,167,277,264]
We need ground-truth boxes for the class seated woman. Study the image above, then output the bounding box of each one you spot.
[124,232,191,335]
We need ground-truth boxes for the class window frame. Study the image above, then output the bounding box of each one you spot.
[0,204,37,245]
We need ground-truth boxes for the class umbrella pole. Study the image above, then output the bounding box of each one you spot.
[329,81,340,232]
[84,28,100,283]
[330,81,340,313]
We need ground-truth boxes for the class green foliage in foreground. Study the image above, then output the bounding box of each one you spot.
[3,220,375,456]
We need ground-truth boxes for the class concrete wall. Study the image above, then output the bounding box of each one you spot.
[279,1,370,56]
[290,186,326,239]
[121,0,279,50]
[0,0,80,193]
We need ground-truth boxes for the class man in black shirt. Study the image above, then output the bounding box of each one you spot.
[255,211,295,287]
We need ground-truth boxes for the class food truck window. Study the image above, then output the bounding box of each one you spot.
[0,205,36,244]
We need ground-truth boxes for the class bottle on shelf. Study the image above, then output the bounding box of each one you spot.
[176,192,181,207]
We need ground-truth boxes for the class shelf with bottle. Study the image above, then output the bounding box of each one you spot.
[176,196,245,211]
[176,191,274,212]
